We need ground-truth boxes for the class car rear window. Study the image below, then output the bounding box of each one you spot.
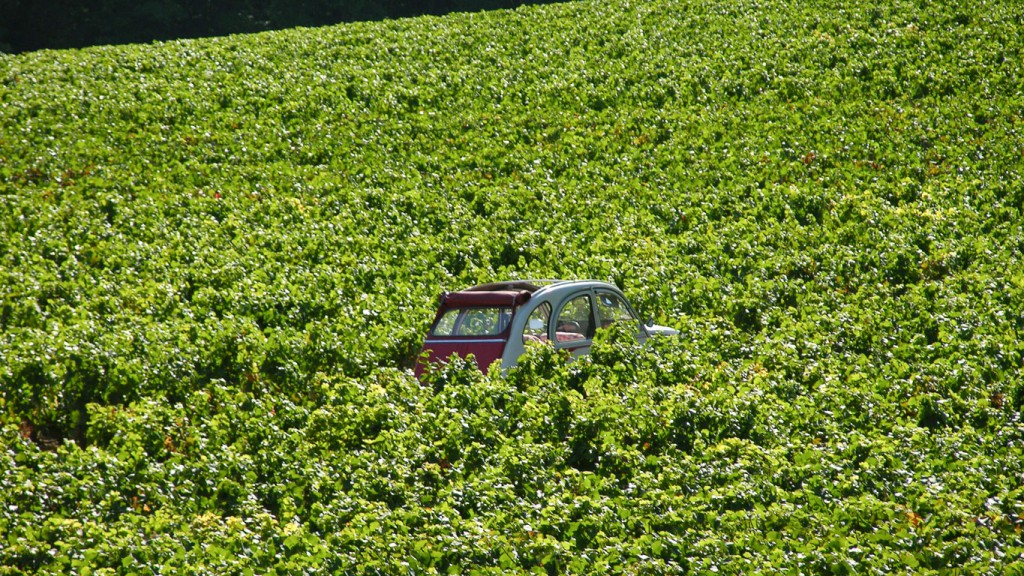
[432,307,512,336]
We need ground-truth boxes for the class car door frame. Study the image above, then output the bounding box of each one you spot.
[550,289,597,356]
[592,287,647,342]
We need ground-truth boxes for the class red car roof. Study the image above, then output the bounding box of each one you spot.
[441,289,531,308]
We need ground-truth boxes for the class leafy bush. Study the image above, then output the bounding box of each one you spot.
[2,0,1024,572]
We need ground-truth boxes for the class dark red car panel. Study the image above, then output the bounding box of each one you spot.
[441,290,531,307]
[415,338,507,378]
[414,289,532,378]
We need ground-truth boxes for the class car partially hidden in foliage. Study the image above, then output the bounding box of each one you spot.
[415,280,679,377]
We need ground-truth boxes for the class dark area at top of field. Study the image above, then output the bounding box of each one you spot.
[0,0,568,54]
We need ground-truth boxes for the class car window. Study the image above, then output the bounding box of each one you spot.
[433,309,459,336]
[522,302,551,343]
[555,294,594,341]
[596,292,635,329]
[432,307,511,336]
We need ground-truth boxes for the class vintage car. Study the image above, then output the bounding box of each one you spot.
[415,280,678,377]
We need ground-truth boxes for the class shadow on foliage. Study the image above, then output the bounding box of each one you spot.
[1,0,571,54]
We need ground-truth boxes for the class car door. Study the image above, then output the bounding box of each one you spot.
[552,291,595,356]
[594,289,644,339]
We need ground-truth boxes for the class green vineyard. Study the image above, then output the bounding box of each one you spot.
[1,0,1023,573]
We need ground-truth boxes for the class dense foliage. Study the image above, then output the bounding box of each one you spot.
[2,0,1023,572]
